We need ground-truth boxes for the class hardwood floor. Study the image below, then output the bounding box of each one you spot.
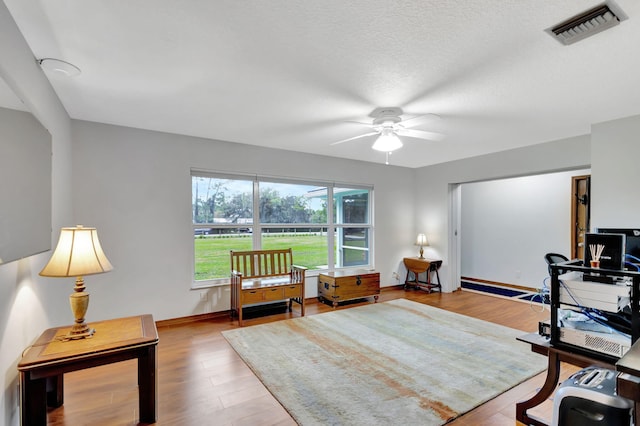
[45,289,577,425]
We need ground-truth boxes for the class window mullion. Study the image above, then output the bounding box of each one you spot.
[253,180,261,249]
[327,186,335,271]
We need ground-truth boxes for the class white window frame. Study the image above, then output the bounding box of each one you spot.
[191,169,373,288]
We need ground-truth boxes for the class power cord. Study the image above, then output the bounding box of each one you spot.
[625,254,640,271]
[529,276,550,312]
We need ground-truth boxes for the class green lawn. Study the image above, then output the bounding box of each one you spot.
[194,234,328,281]
[194,233,367,281]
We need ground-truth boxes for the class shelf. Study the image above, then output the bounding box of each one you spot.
[550,260,640,364]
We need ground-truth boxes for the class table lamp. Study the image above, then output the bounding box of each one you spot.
[40,225,113,340]
[415,233,428,259]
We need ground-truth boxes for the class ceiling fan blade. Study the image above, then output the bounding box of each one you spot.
[344,120,374,127]
[330,131,379,146]
[400,113,441,129]
[397,128,445,141]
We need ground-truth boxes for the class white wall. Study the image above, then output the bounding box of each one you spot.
[71,120,416,321]
[461,170,589,289]
[414,135,592,292]
[590,114,640,229]
[0,3,72,425]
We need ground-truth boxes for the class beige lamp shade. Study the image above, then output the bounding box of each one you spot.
[40,225,113,277]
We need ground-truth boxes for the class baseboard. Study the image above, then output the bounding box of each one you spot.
[156,311,230,328]
[157,285,404,327]
[383,284,407,291]
[461,278,548,305]
[460,276,536,292]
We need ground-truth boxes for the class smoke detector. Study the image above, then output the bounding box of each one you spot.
[38,58,81,77]
[546,1,628,45]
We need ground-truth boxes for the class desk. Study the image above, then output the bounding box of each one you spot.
[18,314,158,426]
[516,333,640,426]
[402,257,442,292]
[616,339,640,424]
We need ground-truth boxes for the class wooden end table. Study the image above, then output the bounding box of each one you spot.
[18,314,158,425]
[403,257,442,292]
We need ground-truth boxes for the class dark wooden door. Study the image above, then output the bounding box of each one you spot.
[571,175,590,260]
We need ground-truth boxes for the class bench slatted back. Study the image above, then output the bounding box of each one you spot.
[230,249,292,278]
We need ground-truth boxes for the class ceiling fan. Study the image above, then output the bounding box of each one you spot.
[331,107,445,153]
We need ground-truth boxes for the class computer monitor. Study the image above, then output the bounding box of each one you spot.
[597,228,640,270]
[584,232,625,270]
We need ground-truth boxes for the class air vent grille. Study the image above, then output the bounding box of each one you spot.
[546,2,628,45]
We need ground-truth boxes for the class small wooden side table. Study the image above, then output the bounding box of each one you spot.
[403,257,442,293]
[18,314,158,426]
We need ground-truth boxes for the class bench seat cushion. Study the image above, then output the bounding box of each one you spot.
[240,275,292,290]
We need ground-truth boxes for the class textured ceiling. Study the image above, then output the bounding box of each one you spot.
[4,0,640,167]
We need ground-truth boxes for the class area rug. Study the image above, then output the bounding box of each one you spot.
[222,298,546,425]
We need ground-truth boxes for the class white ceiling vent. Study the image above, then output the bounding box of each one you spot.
[546,1,628,45]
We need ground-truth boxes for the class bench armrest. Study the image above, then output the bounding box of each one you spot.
[291,265,306,283]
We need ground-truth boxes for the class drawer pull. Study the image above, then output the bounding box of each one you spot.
[324,282,329,290]
[356,276,362,285]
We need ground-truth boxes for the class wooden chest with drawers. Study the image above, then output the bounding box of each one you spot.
[317,270,380,307]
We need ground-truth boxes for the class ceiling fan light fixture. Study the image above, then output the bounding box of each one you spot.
[372,129,403,152]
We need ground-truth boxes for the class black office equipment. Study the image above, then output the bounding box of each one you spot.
[597,228,640,270]
[552,367,632,426]
[584,233,625,270]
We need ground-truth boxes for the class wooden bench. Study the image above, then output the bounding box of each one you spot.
[230,249,307,326]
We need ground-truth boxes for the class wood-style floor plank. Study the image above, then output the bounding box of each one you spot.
[45,289,572,425]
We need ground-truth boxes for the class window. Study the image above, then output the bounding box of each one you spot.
[192,171,373,285]
[334,188,370,267]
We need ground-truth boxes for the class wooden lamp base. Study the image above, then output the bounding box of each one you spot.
[62,276,95,341]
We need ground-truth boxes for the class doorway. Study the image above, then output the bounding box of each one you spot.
[571,175,591,260]
[453,169,590,291]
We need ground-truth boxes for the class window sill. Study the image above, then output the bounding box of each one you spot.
[191,281,229,290]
